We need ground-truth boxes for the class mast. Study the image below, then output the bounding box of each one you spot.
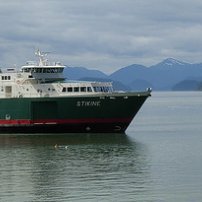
[35,49,49,66]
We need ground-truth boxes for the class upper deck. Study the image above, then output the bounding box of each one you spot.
[0,50,115,98]
[20,50,66,83]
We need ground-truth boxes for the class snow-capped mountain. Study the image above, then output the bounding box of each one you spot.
[152,58,190,68]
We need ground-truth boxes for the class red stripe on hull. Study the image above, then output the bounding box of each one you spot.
[0,119,133,133]
[0,118,133,133]
[0,120,31,125]
[0,118,132,125]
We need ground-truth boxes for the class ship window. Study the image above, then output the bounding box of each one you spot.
[62,87,66,92]
[23,68,30,72]
[35,68,42,73]
[93,87,101,92]
[67,87,72,92]
[105,87,109,92]
[74,87,79,92]
[87,87,92,92]
[80,87,86,92]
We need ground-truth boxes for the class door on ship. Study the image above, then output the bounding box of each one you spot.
[5,86,12,98]
[31,101,58,120]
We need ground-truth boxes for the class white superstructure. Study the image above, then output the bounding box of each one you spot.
[0,50,113,98]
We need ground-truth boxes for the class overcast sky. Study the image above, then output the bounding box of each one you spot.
[1,0,202,73]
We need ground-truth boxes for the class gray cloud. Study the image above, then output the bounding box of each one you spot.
[0,0,202,73]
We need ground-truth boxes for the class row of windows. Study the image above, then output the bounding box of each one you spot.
[62,86,112,93]
[1,76,11,80]
[22,68,63,73]
[62,87,93,93]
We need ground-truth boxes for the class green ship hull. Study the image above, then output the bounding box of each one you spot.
[0,91,150,133]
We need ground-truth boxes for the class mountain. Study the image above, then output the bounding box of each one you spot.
[172,80,199,91]
[63,58,202,91]
[109,64,148,85]
[148,58,194,89]
[153,58,189,68]
[129,79,153,91]
[146,59,202,90]
[110,58,202,90]
[63,66,108,80]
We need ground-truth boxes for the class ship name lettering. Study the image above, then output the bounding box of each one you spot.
[76,101,101,107]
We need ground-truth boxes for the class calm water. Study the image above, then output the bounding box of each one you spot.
[0,92,202,202]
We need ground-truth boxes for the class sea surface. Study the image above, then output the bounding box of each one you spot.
[0,92,202,202]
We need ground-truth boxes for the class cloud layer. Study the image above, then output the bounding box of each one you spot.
[0,0,202,73]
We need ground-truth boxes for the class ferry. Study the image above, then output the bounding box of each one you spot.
[0,50,151,133]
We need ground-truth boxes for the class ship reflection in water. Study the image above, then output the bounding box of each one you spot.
[0,134,151,202]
